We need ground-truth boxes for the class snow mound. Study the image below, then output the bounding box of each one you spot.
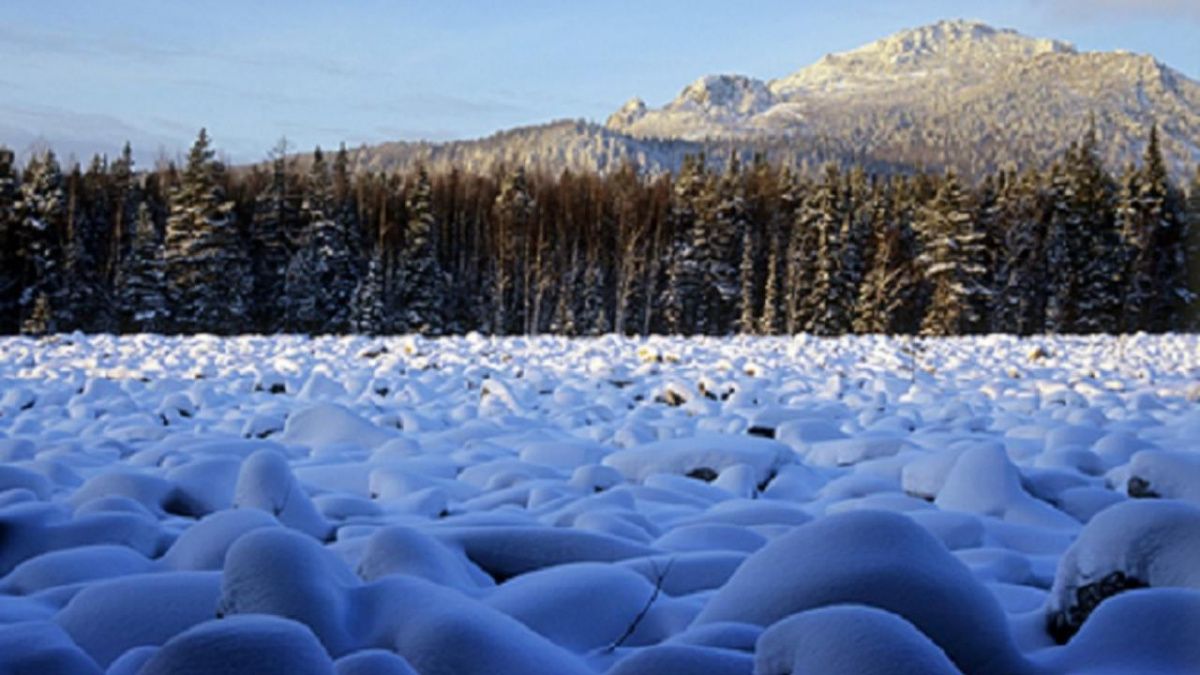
[279,403,396,451]
[0,620,102,674]
[754,605,961,675]
[484,562,660,651]
[56,572,222,667]
[603,434,793,485]
[1046,499,1200,642]
[136,615,335,675]
[694,510,1026,675]
[233,450,332,540]
[607,644,754,675]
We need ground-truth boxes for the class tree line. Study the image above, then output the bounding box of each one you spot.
[0,124,1196,338]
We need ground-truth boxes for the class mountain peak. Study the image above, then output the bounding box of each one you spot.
[770,20,1075,96]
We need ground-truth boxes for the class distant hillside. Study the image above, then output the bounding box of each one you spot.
[347,20,1200,180]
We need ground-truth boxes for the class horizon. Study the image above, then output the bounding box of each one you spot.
[3,0,1200,166]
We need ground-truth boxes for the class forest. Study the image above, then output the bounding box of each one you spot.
[0,124,1196,338]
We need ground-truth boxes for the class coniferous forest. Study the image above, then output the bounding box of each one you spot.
[1,124,1197,338]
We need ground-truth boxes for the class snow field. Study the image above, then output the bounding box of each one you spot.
[0,332,1198,674]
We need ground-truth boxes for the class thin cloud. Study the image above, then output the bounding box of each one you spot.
[0,24,388,80]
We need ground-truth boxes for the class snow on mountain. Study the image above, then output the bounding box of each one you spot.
[604,19,1200,177]
[347,19,1200,179]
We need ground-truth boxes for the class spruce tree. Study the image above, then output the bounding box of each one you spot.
[784,178,820,334]
[491,166,534,334]
[708,153,746,334]
[917,171,990,336]
[1069,123,1121,334]
[0,148,19,333]
[285,147,360,334]
[738,222,758,334]
[991,169,1047,335]
[1120,126,1188,332]
[855,177,920,334]
[1185,166,1200,330]
[57,157,117,333]
[165,129,250,333]
[116,202,167,332]
[16,151,67,335]
[392,165,447,334]
[250,140,298,332]
[1042,161,1074,333]
[108,142,140,268]
[350,244,386,335]
[662,155,706,334]
[805,164,852,336]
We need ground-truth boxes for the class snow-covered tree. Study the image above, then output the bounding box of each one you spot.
[250,139,298,332]
[165,129,250,333]
[16,151,67,335]
[0,148,19,333]
[805,164,853,336]
[662,155,707,334]
[1119,126,1188,332]
[391,165,447,334]
[784,178,820,334]
[1042,162,1074,333]
[58,158,117,333]
[350,245,386,335]
[991,169,1047,335]
[1185,166,1200,330]
[285,148,361,334]
[116,202,167,332]
[917,171,990,336]
[1066,126,1121,334]
[855,177,920,334]
[491,166,534,334]
[706,153,746,334]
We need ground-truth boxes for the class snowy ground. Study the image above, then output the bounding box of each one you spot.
[1,333,1199,674]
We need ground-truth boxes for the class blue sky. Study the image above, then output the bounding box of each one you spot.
[2,0,1198,165]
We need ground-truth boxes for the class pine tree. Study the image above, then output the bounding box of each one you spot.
[58,157,117,333]
[1043,161,1074,333]
[579,260,610,335]
[805,164,852,336]
[108,142,140,270]
[250,139,298,332]
[738,222,758,334]
[116,202,167,332]
[285,147,361,334]
[839,169,873,331]
[707,153,746,334]
[549,246,580,336]
[1070,122,1122,333]
[16,151,67,335]
[752,160,790,335]
[991,169,1047,334]
[1120,126,1188,332]
[492,166,534,334]
[784,178,820,334]
[917,171,990,336]
[662,155,706,334]
[1185,166,1200,330]
[350,244,386,335]
[855,177,920,334]
[611,163,646,335]
[0,148,19,333]
[391,165,447,334]
[165,129,250,333]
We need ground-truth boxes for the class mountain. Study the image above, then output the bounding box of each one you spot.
[350,20,1200,179]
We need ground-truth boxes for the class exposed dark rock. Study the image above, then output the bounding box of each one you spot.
[1048,571,1148,644]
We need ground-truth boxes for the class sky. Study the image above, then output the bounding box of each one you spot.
[2,0,1198,165]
